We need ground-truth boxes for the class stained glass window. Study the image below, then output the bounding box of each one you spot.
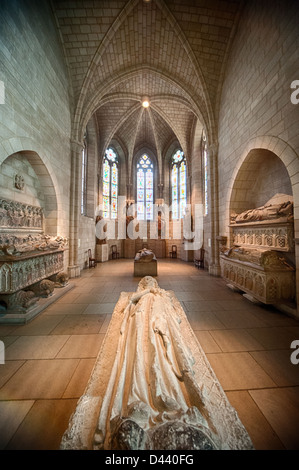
[136,154,154,220]
[103,148,118,219]
[81,140,87,215]
[171,150,186,219]
[202,133,208,216]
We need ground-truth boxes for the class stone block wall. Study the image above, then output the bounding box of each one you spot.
[0,154,45,209]
[0,0,72,239]
[218,0,299,235]
[217,0,299,315]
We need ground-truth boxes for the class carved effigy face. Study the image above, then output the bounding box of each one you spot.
[137,276,158,291]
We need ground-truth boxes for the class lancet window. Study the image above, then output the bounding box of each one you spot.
[103,148,118,219]
[136,154,154,220]
[171,150,187,219]
[202,133,208,216]
[81,138,87,216]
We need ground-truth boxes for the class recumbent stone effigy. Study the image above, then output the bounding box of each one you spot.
[61,276,254,450]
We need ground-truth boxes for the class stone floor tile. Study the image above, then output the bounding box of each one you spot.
[249,387,299,450]
[206,352,276,390]
[250,350,299,386]
[214,309,268,329]
[102,293,125,303]
[175,291,204,301]
[5,315,65,336]
[194,331,222,353]
[56,291,81,304]
[5,335,70,360]
[183,300,221,312]
[0,400,35,450]
[5,399,78,450]
[246,326,298,350]
[44,303,87,315]
[199,290,239,300]
[187,312,226,330]
[252,308,299,327]
[75,293,105,304]
[0,335,19,348]
[0,360,24,388]
[62,358,96,399]
[82,303,116,314]
[209,329,265,352]
[56,334,105,359]
[50,314,104,335]
[225,391,284,450]
[0,359,80,400]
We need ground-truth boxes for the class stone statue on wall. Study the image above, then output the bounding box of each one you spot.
[93,276,229,450]
[230,193,293,224]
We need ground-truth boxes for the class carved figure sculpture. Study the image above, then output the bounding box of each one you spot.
[14,174,25,191]
[134,248,155,262]
[5,289,38,310]
[30,279,55,298]
[55,271,69,287]
[0,234,68,257]
[94,276,232,450]
[231,194,293,224]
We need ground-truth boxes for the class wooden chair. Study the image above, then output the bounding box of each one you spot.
[88,249,97,268]
[194,247,205,269]
[169,245,177,258]
[111,244,120,259]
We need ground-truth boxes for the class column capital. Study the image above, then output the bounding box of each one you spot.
[70,139,84,153]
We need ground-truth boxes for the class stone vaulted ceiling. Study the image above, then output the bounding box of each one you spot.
[52,0,243,159]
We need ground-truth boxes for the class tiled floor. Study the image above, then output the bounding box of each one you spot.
[0,259,299,450]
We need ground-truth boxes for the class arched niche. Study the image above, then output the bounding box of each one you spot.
[227,146,299,315]
[0,150,58,235]
[229,148,293,217]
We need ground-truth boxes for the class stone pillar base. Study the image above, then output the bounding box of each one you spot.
[68,265,81,278]
[208,264,221,277]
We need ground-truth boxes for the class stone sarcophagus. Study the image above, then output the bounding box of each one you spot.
[0,198,70,323]
[221,194,295,305]
[134,248,157,277]
[220,247,295,304]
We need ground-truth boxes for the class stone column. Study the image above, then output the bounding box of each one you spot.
[208,142,221,277]
[68,139,83,278]
[126,183,133,202]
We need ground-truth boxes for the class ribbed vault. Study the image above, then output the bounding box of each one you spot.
[52,0,243,161]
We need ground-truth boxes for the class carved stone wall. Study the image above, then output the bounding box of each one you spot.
[231,222,294,252]
[221,207,296,305]
[0,251,64,294]
[0,198,43,230]
[220,256,295,304]
[0,197,69,321]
